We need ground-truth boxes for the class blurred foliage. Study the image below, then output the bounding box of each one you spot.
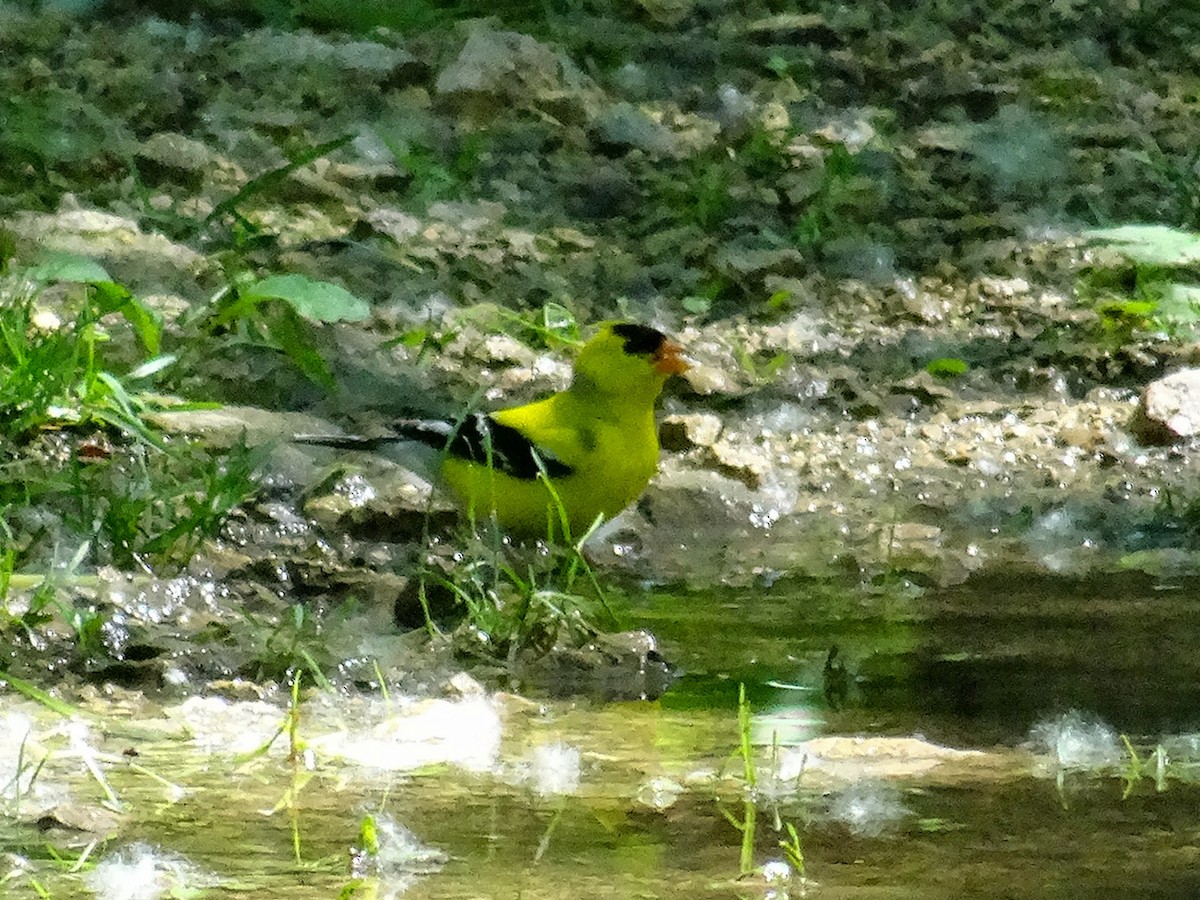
[0,438,259,575]
[0,253,165,443]
[0,250,373,673]
[1082,226,1200,344]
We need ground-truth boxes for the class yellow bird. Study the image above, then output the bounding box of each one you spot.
[299,322,687,538]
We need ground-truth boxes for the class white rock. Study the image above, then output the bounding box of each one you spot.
[1135,367,1200,443]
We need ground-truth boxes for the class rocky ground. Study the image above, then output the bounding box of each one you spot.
[4,1,1200,690]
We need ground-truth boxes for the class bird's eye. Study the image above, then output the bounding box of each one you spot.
[612,323,666,356]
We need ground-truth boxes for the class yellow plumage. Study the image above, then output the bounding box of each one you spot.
[440,322,687,537]
[296,321,687,539]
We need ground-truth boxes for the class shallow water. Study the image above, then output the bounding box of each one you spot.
[637,571,1200,744]
[7,571,1200,898]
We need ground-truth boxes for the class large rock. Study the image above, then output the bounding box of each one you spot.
[9,203,205,293]
[1133,368,1200,444]
[435,26,599,121]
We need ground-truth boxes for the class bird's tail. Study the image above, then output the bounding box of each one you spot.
[293,419,455,451]
[292,433,401,450]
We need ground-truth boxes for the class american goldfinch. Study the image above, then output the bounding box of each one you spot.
[299,322,687,538]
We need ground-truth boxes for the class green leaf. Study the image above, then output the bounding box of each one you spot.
[925,357,969,378]
[766,54,790,77]
[0,670,81,717]
[681,295,711,315]
[242,274,370,323]
[90,371,164,448]
[766,289,792,310]
[202,133,354,231]
[117,296,164,355]
[1085,225,1200,267]
[89,278,133,312]
[266,304,336,390]
[541,302,578,341]
[90,283,163,354]
[1158,284,1200,325]
[127,354,177,380]
[1096,298,1157,328]
[358,814,380,855]
[25,252,112,285]
[394,327,428,347]
[34,273,165,355]
[208,291,262,331]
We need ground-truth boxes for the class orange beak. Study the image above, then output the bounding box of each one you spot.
[653,340,689,375]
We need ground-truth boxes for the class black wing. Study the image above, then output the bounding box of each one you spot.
[406,414,574,481]
[296,415,574,481]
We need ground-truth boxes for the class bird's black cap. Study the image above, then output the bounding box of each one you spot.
[612,322,668,356]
